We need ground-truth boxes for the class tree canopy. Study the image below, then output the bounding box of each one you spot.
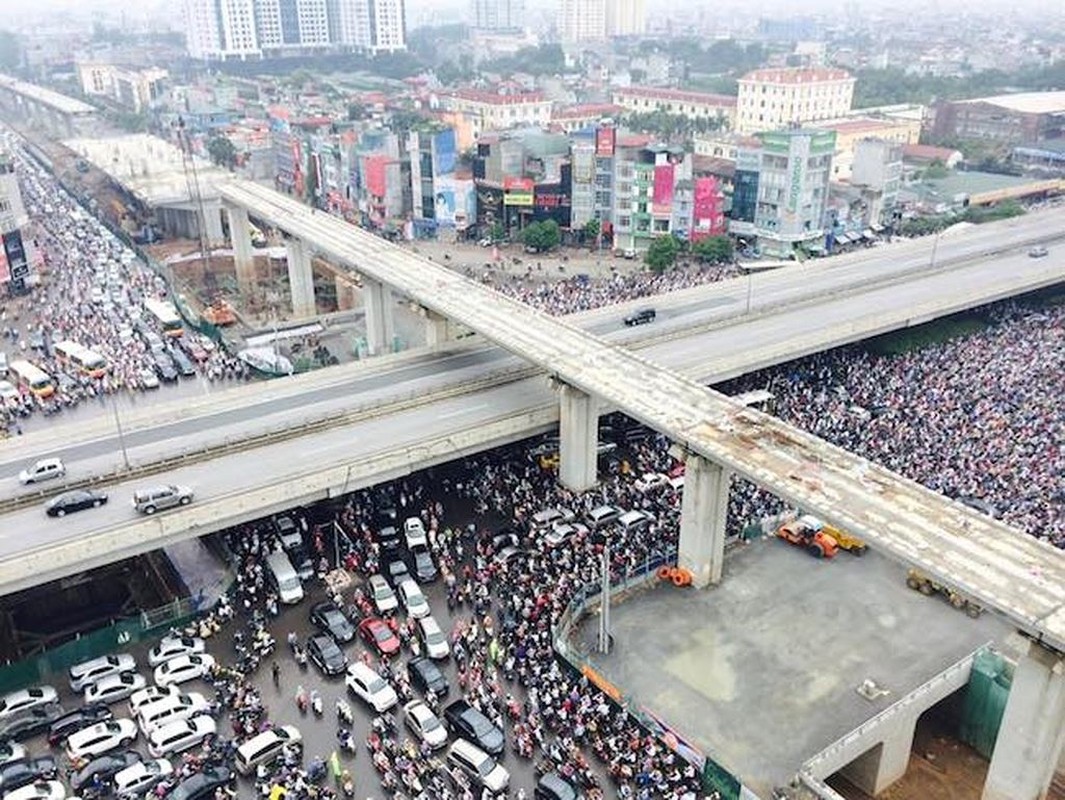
[482,44,568,77]
[644,236,679,273]
[691,235,733,264]
[521,220,561,252]
[207,135,238,169]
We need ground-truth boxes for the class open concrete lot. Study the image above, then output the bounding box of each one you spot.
[576,536,1010,797]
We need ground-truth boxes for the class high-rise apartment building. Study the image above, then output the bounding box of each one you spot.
[605,0,644,37]
[185,0,262,60]
[557,0,605,43]
[473,0,524,30]
[364,0,407,53]
[735,67,855,135]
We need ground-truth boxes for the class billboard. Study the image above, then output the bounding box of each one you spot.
[433,129,457,177]
[596,127,616,157]
[433,177,476,229]
[504,177,534,207]
[691,177,725,241]
[652,165,675,214]
[364,155,388,198]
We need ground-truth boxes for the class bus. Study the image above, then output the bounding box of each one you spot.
[9,360,55,399]
[55,341,108,378]
[144,298,185,338]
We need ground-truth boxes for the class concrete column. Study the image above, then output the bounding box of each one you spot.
[841,717,917,796]
[334,276,356,311]
[677,453,729,587]
[983,640,1065,800]
[226,204,256,294]
[202,203,225,245]
[284,237,316,319]
[558,383,598,491]
[363,278,394,355]
[425,309,451,349]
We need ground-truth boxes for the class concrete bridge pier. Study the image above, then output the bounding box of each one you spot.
[363,278,395,355]
[285,237,316,319]
[558,382,598,491]
[677,452,729,587]
[225,204,256,294]
[983,639,1065,800]
[424,309,452,349]
[841,716,918,796]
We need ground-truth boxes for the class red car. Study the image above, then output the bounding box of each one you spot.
[358,618,401,656]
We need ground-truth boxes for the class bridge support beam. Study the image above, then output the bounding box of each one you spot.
[364,278,394,355]
[558,384,598,491]
[677,454,729,587]
[841,716,917,796]
[285,237,316,319]
[202,203,225,246]
[226,204,257,293]
[335,276,356,311]
[425,309,451,349]
[983,639,1065,800]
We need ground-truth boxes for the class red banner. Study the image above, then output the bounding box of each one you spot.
[652,165,674,214]
[596,127,616,157]
[364,155,388,198]
[691,176,726,241]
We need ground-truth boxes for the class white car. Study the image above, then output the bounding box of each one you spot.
[2,781,66,800]
[84,672,147,705]
[153,653,215,687]
[416,615,450,660]
[0,740,26,766]
[403,699,448,750]
[633,472,670,492]
[148,636,206,668]
[70,653,138,692]
[0,380,18,402]
[128,685,180,717]
[404,517,428,549]
[139,368,160,389]
[397,579,430,619]
[368,574,398,614]
[147,715,216,758]
[0,686,58,721]
[65,718,138,761]
[137,692,212,734]
[345,663,398,712]
[543,522,588,549]
[18,458,66,486]
[113,757,173,796]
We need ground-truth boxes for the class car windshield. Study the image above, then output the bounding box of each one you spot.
[367,677,385,693]
[372,626,391,642]
[420,713,440,732]
[374,584,390,599]
[476,757,495,778]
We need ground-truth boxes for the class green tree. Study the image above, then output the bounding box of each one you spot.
[582,219,601,244]
[0,30,22,72]
[207,135,238,169]
[644,236,679,273]
[522,220,561,252]
[691,235,733,264]
[489,221,506,243]
[347,103,369,121]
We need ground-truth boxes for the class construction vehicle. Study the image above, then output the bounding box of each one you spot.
[777,518,839,559]
[906,569,983,617]
[801,515,868,556]
[201,298,238,326]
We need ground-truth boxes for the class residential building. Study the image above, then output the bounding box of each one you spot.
[0,153,35,293]
[551,103,623,134]
[408,126,476,237]
[850,138,903,227]
[473,0,524,31]
[611,138,693,253]
[690,176,727,241]
[569,135,596,230]
[693,132,760,162]
[605,0,645,37]
[183,0,262,60]
[612,87,737,130]
[558,0,605,43]
[735,67,855,135]
[810,116,920,181]
[932,91,1065,145]
[437,88,553,145]
[729,128,836,258]
[362,0,407,53]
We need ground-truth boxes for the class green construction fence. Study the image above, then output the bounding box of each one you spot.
[959,648,1013,758]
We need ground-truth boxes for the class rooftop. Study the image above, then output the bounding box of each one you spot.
[901,143,963,162]
[613,86,737,107]
[63,134,231,208]
[957,90,1065,115]
[813,117,910,134]
[740,67,854,85]
[444,88,548,105]
[552,103,624,120]
[0,74,96,116]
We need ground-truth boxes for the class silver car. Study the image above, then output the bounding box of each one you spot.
[69,654,137,693]
[132,485,194,515]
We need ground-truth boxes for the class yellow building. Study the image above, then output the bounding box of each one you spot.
[811,116,922,180]
[735,67,855,135]
[612,86,737,130]
[437,88,554,146]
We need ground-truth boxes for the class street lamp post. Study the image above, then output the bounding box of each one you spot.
[930,229,943,269]
[597,534,611,654]
[111,396,130,471]
[745,271,754,314]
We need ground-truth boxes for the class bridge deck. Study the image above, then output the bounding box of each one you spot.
[222,180,1065,650]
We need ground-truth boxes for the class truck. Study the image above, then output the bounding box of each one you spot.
[906,569,983,617]
[802,515,868,556]
[777,518,838,559]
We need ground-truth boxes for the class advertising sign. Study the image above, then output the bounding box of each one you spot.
[652,165,675,214]
[503,177,534,207]
[596,127,616,158]
[433,129,457,177]
[433,177,476,228]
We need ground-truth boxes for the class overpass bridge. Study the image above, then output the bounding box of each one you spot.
[0,76,98,139]
[2,182,1064,798]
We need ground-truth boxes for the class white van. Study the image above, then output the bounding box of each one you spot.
[265,550,304,604]
[586,505,622,528]
[234,725,302,775]
[617,509,654,533]
[137,692,211,734]
[446,739,509,794]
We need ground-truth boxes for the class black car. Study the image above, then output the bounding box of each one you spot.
[444,700,504,757]
[46,704,112,746]
[45,490,108,518]
[307,634,348,677]
[0,756,57,793]
[153,354,179,382]
[410,546,438,583]
[375,525,402,552]
[385,558,410,588]
[536,772,580,800]
[165,765,233,800]
[69,750,141,792]
[407,657,448,698]
[0,707,63,741]
[310,602,355,643]
[490,531,521,553]
[623,308,656,326]
[289,545,315,582]
[168,348,197,377]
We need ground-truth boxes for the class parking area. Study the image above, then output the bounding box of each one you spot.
[575,537,1010,797]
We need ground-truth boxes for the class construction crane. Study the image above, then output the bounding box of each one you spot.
[174,117,215,293]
